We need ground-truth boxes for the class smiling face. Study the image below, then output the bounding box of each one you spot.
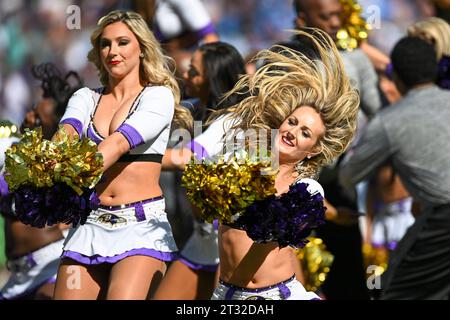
[276,106,325,164]
[99,21,142,82]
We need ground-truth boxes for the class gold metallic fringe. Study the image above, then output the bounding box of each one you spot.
[296,237,334,292]
[181,150,277,223]
[336,0,371,51]
[362,243,388,278]
[0,120,20,139]
[5,126,103,195]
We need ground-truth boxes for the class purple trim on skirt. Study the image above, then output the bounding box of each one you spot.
[61,248,178,265]
[60,118,83,138]
[115,123,144,149]
[220,275,308,300]
[188,140,209,160]
[196,23,216,39]
[178,256,218,272]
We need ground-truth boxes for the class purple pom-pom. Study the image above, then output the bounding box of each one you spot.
[235,182,326,248]
[13,184,97,228]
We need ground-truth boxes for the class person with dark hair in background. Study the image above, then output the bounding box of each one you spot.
[340,37,450,300]
[155,41,246,300]
[0,63,82,300]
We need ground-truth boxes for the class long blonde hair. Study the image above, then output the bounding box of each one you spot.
[408,17,450,60]
[87,10,192,130]
[223,29,360,179]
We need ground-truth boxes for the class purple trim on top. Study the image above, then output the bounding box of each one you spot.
[116,123,144,149]
[213,219,219,230]
[62,248,178,265]
[86,123,103,145]
[0,174,9,197]
[178,256,218,272]
[196,22,216,39]
[188,140,209,160]
[60,118,83,138]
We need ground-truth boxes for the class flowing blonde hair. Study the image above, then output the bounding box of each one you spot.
[87,10,192,130]
[221,29,359,179]
[408,17,450,60]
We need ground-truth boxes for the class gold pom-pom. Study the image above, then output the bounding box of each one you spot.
[181,150,277,223]
[51,127,103,195]
[5,127,58,190]
[0,120,20,139]
[336,0,371,51]
[4,126,103,195]
[362,243,388,278]
[296,237,334,292]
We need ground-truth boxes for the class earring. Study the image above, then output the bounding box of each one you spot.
[307,155,311,159]
[139,52,144,58]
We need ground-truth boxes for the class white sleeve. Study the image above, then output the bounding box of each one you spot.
[60,87,92,138]
[115,86,174,150]
[297,178,325,198]
[167,0,214,32]
[188,114,237,159]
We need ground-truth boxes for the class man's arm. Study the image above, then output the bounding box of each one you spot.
[339,115,392,188]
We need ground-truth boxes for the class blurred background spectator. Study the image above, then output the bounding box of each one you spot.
[0,0,434,126]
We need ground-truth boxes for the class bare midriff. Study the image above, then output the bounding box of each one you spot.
[219,224,294,289]
[96,161,163,206]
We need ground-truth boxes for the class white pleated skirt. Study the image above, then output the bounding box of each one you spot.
[61,197,178,264]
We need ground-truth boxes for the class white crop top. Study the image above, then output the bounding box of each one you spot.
[60,86,175,162]
[187,114,241,160]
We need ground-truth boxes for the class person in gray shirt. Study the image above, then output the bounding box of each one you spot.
[340,37,450,300]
